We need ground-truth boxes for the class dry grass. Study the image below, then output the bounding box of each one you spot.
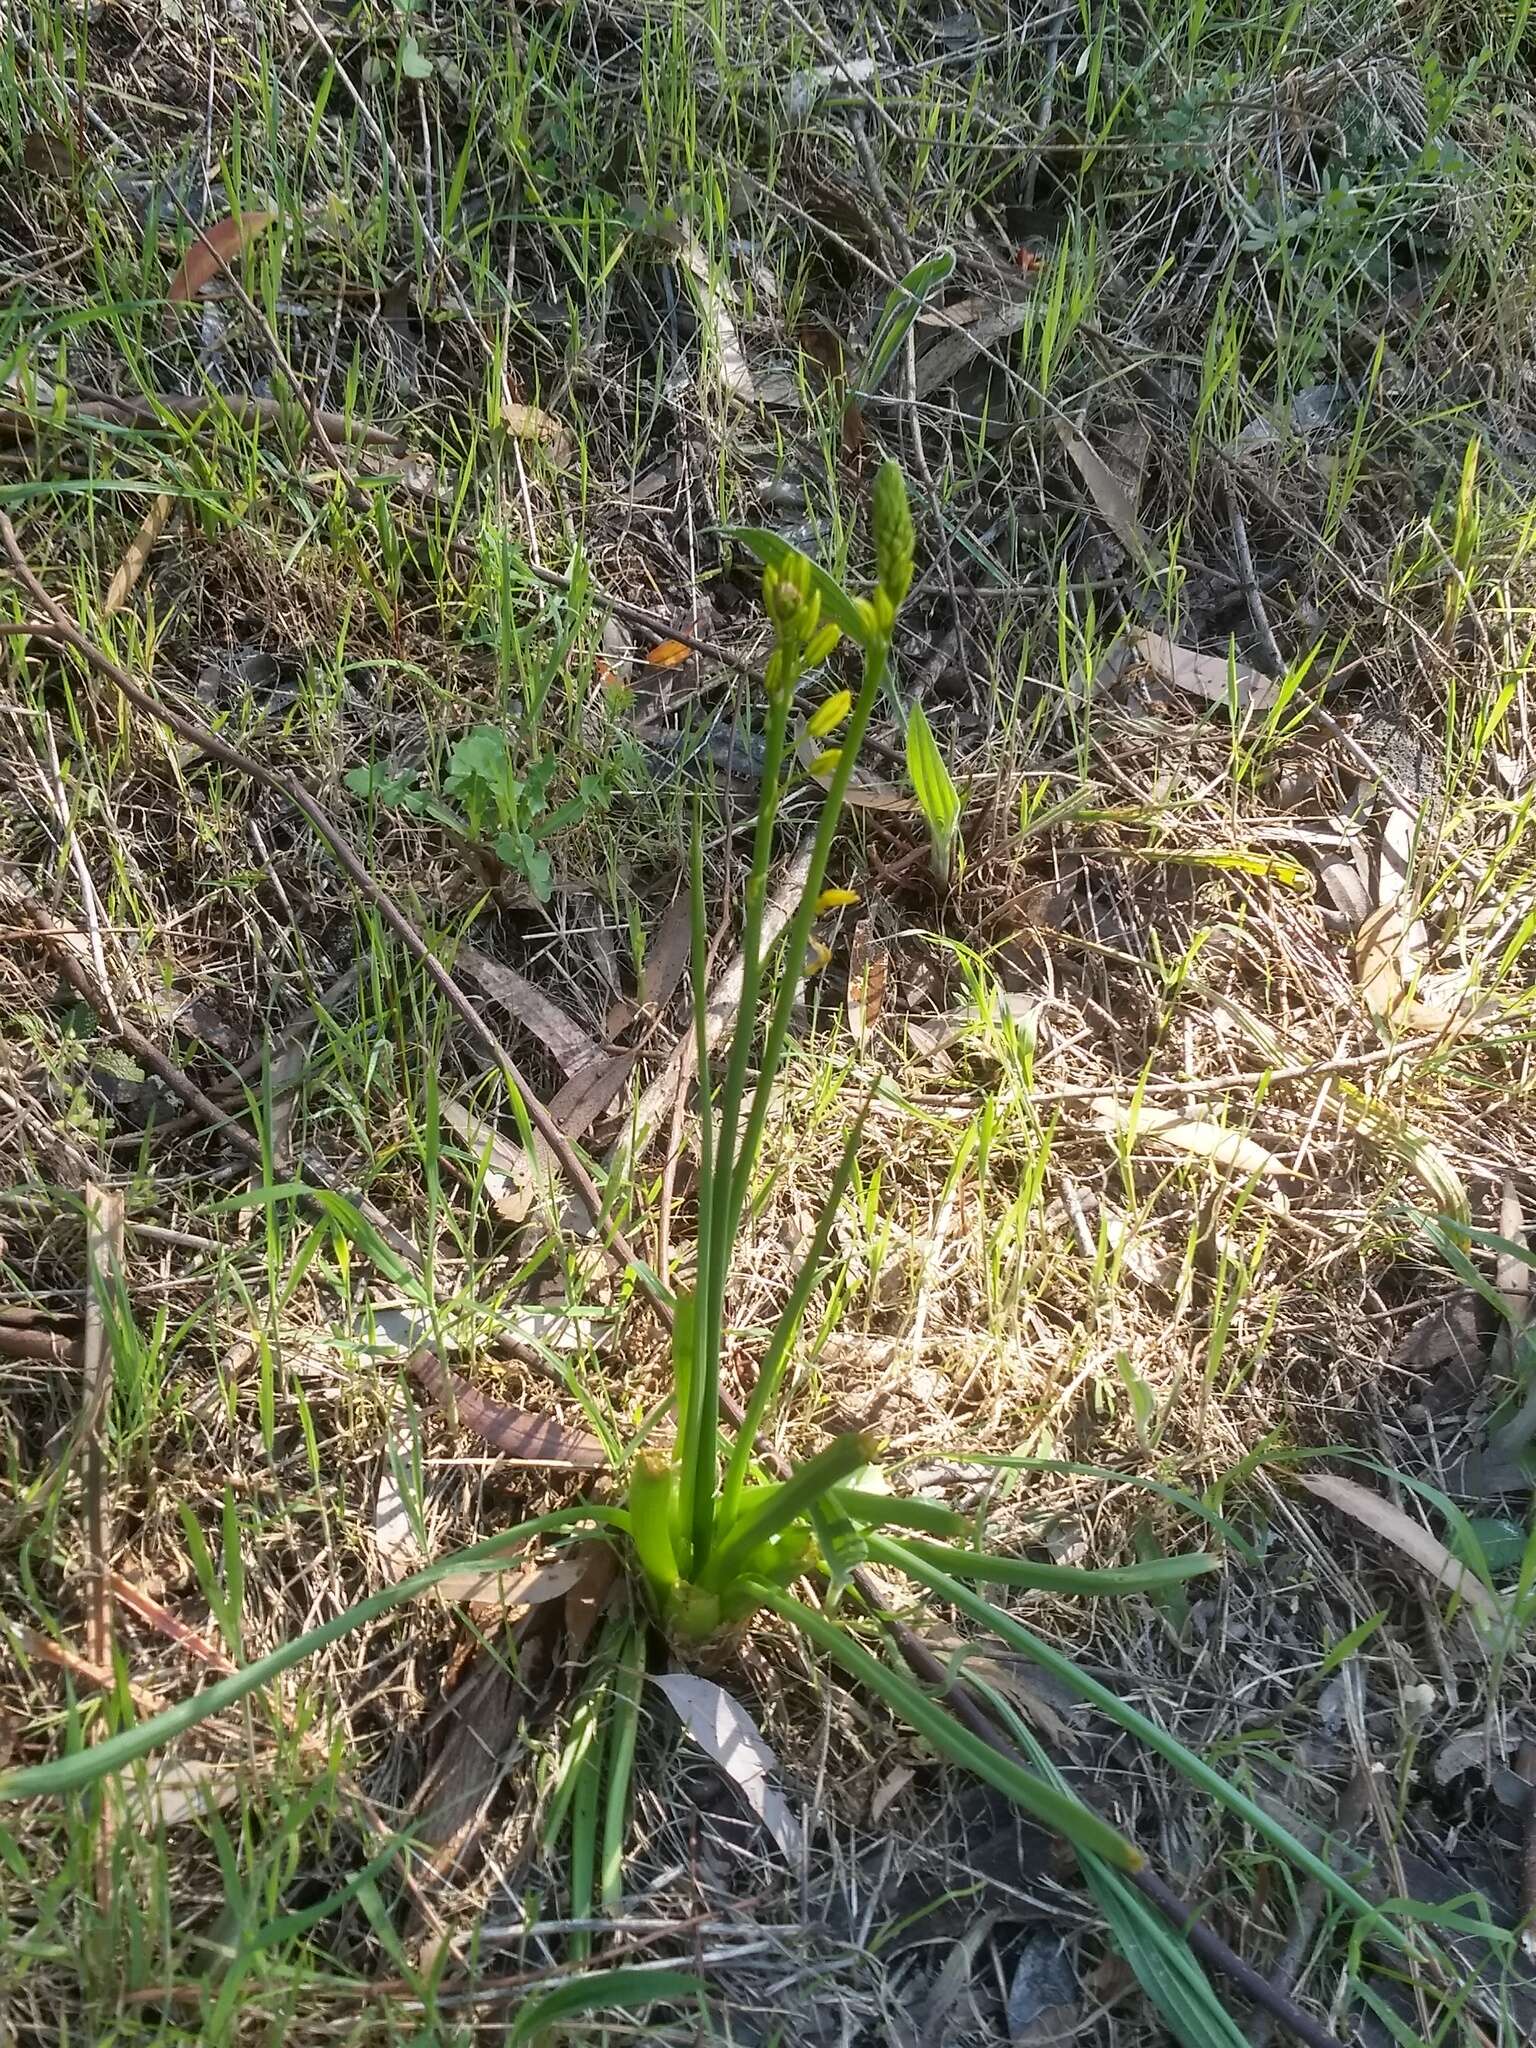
[2,0,1536,2040]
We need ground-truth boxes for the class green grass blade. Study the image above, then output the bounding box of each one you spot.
[896,1538,1221,1597]
[830,1488,972,1539]
[861,247,957,393]
[507,1967,705,2046]
[0,1508,620,1801]
[718,1101,868,1523]
[600,1626,645,1913]
[870,1534,1382,1927]
[904,699,962,880]
[753,1581,1141,1871]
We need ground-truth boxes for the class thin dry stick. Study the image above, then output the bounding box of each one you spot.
[887,1623,1351,2048]
[0,512,659,1305]
[80,1181,124,1912]
[1,389,405,453]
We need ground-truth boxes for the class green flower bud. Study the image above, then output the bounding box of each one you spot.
[872,460,914,607]
[853,595,881,640]
[794,586,821,642]
[804,621,842,667]
[765,550,810,625]
[765,646,794,699]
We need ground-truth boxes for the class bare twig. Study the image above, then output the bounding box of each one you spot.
[886,1623,1351,2048]
[1,388,407,453]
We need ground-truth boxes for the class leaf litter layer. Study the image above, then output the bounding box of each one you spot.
[1,1,1535,2043]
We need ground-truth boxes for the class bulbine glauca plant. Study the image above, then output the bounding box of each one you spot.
[10,464,1370,2045]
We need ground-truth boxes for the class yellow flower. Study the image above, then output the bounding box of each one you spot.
[815,887,860,914]
[806,690,852,739]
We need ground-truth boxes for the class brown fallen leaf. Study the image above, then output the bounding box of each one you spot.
[563,1540,621,1660]
[405,1349,606,1467]
[439,1095,536,1226]
[846,919,886,1043]
[678,230,779,406]
[645,638,695,669]
[424,1553,585,1613]
[167,210,277,305]
[374,1410,424,1578]
[1055,419,1150,569]
[501,401,574,468]
[410,1647,527,1883]
[122,1761,246,1830]
[1494,1178,1531,1374]
[1132,630,1280,712]
[1296,1471,1503,1623]
[546,1051,638,1143]
[653,1671,802,1858]
[796,717,915,811]
[1092,1097,1294,1214]
[606,893,691,1037]
[869,1763,915,1823]
[103,494,174,618]
[1354,903,1485,1038]
[456,944,601,1078]
[913,295,1034,399]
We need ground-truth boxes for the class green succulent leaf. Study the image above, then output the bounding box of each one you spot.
[720,527,868,644]
[861,247,957,395]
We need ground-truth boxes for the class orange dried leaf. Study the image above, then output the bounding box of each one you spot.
[646,638,695,669]
[167,211,277,305]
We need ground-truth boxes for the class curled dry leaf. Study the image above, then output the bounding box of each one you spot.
[374,1409,424,1578]
[1054,420,1150,569]
[795,717,914,811]
[846,919,886,1043]
[1093,1097,1294,1214]
[439,1095,536,1226]
[653,1671,802,1859]
[1296,1471,1503,1623]
[1355,807,1489,1038]
[167,211,277,305]
[1132,631,1279,713]
[1354,903,1487,1038]
[644,638,695,669]
[1496,1178,1530,1329]
[501,401,574,468]
[405,1350,606,1468]
[869,1763,915,1823]
[678,231,761,406]
[122,1761,245,1829]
